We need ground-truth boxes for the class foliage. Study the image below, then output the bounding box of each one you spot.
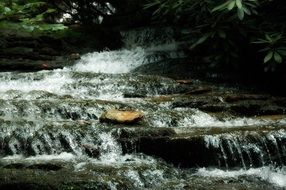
[254,33,286,64]
[144,0,286,71]
[0,1,66,32]
[51,0,116,25]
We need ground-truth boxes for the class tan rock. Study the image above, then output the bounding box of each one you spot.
[100,109,144,124]
[176,79,193,85]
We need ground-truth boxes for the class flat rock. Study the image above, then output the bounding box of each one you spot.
[100,109,144,124]
[176,79,193,84]
[185,86,212,95]
[224,94,269,102]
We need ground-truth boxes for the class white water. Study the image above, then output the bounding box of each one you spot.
[2,152,76,162]
[0,46,178,101]
[0,48,147,97]
[196,167,286,188]
[177,109,271,128]
[71,47,147,73]
[0,71,73,95]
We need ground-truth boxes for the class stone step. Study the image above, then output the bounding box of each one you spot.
[118,126,286,168]
[0,97,279,128]
[0,119,285,168]
[0,166,280,190]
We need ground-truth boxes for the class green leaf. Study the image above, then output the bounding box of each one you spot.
[265,34,272,42]
[277,49,286,56]
[144,2,159,9]
[218,31,226,38]
[258,47,271,52]
[212,1,230,12]
[46,8,57,13]
[243,6,251,15]
[236,0,242,9]
[274,52,282,63]
[252,39,269,44]
[21,24,35,32]
[264,51,273,63]
[237,8,244,20]
[227,1,235,10]
[190,34,210,49]
[4,7,11,13]
[23,2,46,10]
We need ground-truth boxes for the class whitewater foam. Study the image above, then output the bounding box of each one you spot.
[174,108,272,128]
[2,152,76,161]
[71,48,146,73]
[195,167,286,188]
[0,71,73,95]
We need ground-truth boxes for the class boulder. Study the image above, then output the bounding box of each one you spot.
[99,109,144,124]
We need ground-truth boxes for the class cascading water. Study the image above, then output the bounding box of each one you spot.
[0,27,285,189]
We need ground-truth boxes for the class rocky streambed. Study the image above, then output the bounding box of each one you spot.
[0,28,285,189]
[0,69,285,189]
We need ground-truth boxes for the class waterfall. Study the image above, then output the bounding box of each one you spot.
[203,130,286,168]
[0,27,285,189]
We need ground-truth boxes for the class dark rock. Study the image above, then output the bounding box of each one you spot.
[0,57,73,71]
[171,96,214,109]
[0,168,121,190]
[224,94,269,102]
[123,92,147,98]
[3,163,26,169]
[38,47,59,56]
[82,144,100,158]
[185,86,212,95]
[26,163,63,171]
[116,127,176,139]
[3,47,34,55]
[170,93,286,116]
[119,126,286,168]
[68,53,80,60]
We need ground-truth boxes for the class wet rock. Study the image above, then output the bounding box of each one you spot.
[149,95,174,103]
[230,101,285,116]
[273,97,286,107]
[3,163,26,169]
[0,168,124,190]
[123,91,147,98]
[170,93,286,116]
[3,47,34,55]
[256,114,286,121]
[224,94,269,102]
[171,96,216,109]
[68,53,80,60]
[120,126,286,168]
[38,47,59,56]
[82,144,100,158]
[116,127,176,139]
[27,163,64,171]
[176,79,193,85]
[185,86,212,95]
[0,58,72,71]
[100,109,144,124]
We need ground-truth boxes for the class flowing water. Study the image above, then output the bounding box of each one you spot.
[0,28,285,189]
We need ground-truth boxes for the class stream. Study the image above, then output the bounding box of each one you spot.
[0,28,285,189]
